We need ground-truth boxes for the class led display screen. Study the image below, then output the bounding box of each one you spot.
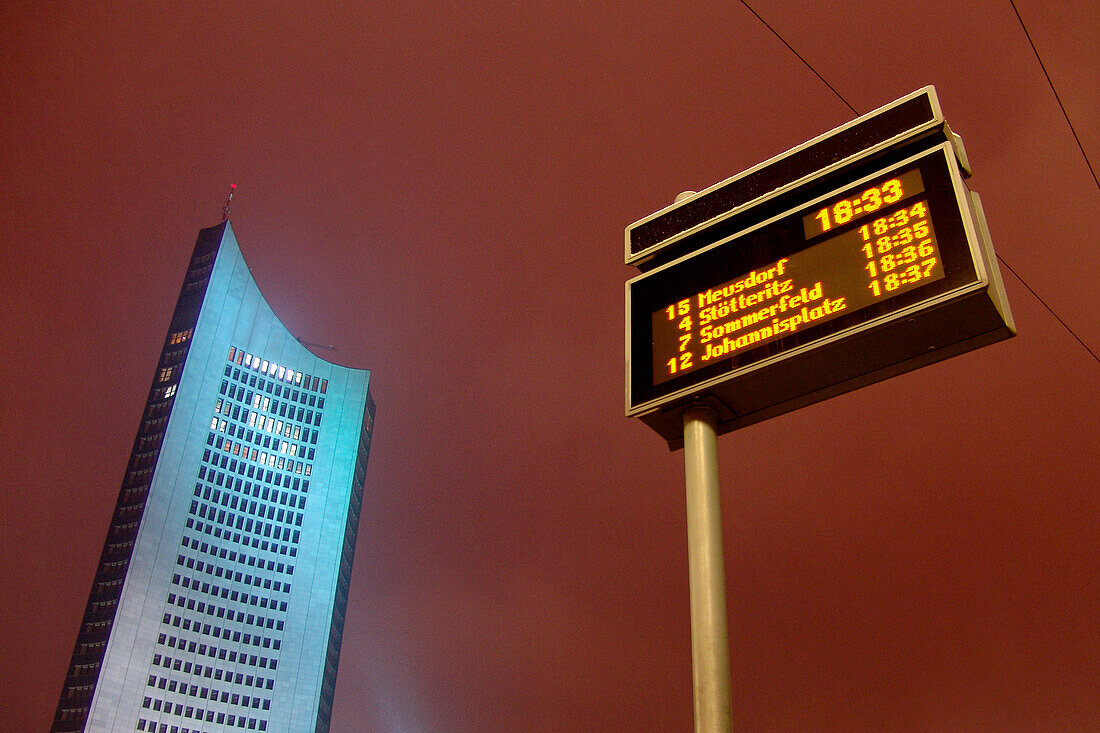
[652,181,944,385]
[628,146,981,411]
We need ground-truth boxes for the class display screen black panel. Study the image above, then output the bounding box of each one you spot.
[628,146,978,410]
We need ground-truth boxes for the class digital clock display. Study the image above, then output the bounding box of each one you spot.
[628,145,983,412]
[802,168,926,238]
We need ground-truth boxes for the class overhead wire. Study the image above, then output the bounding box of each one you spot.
[994,257,1100,363]
[738,0,856,115]
[1010,0,1099,193]
[739,0,1099,365]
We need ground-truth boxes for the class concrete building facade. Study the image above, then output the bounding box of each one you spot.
[53,221,374,733]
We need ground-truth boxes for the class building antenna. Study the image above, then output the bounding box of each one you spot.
[222,183,237,222]
[296,335,338,353]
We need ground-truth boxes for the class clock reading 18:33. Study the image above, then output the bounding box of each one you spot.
[803,168,926,238]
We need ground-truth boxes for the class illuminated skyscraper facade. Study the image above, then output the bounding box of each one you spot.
[53,222,375,733]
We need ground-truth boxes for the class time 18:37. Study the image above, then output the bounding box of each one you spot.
[868,258,939,296]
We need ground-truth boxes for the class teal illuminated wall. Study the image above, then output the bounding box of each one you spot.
[53,223,374,733]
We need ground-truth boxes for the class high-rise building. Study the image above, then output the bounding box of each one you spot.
[52,221,375,732]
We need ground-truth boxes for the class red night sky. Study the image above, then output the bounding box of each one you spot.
[2,3,1097,731]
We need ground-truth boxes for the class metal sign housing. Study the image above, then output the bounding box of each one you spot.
[625,86,967,271]
[626,141,1014,446]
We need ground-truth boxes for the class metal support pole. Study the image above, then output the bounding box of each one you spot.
[682,405,733,733]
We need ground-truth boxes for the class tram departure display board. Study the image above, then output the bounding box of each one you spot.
[626,142,1015,441]
[651,170,942,385]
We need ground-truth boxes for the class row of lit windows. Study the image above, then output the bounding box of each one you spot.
[227,346,328,394]
[175,554,292,595]
[215,449,305,477]
[89,597,120,614]
[208,427,318,470]
[200,464,307,497]
[180,536,293,577]
[170,574,289,612]
[168,329,194,346]
[209,415,311,452]
[83,619,111,635]
[61,681,95,698]
[207,433,315,469]
[153,383,179,401]
[200,450,312,479]
[223,371,326,412]
[214,388,323,432]
[184,517,299,557]
[93,576,125,594]
[249,411,319,444]
[216,396,321,444]
[55,706,89,723]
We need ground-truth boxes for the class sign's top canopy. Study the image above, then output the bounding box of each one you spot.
[625,86,970,270]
